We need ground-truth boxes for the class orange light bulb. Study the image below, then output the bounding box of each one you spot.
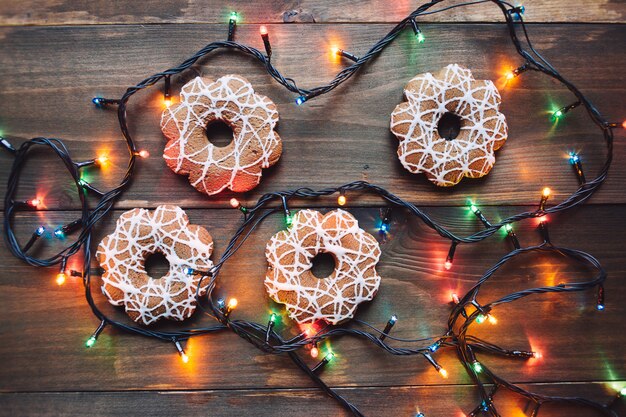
[337,195,347,206]
[260,25,268,35]
[622,120,626,129]
[439,368,449,378]
[487,314,498,325]
[137,150,149,158]
[542,187,551,197]
[29,198,41,207]
[97,155,109,166]
[229,198,240,209]
[228,298,238,309]
[444,260,452,270]
[164,98,172,108]
[56,273,66,286]
[181,352,189,363]
[331,46,340,55]
[506,71,515,80]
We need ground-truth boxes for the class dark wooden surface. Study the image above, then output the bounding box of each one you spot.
[0,1,625,416]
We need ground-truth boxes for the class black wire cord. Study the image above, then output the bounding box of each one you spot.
[1,0,622,416]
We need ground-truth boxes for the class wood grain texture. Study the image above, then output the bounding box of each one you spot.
[0,0,624,25]
[1,206,624,396]
[1,383,625,417]
[0,24,624,209]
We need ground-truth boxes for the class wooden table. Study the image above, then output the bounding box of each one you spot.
[1,1,625,416]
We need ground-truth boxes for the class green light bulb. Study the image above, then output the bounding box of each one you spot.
[504,224,513,232]
[85,336,96,348]
[620,387,626,396]
[476,314,486,324]
[470,204,479,213]
[473,361,483,373]
[230,11,238,22]
[285,214,294,227]
[417,33,425,43]
[270,313,277,323]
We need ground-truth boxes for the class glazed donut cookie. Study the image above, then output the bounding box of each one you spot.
[160,74,282,195]
[265,209,382,325]
[96,205,214,325]
[390,64,508,187]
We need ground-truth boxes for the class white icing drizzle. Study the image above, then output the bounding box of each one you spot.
[265,209,381,325]
[391,64,508,187]
[160,74,282,195]
[96,205,214,325]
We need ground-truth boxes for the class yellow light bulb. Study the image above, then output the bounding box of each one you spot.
[331,46,340,55]
[228,298,238,309]
[181,352,189,363]
[164,98,172,108]
[439,368,449,378]
[56,273,66,286]
[337,195,347,206]
[97,155,109,166]
[542,187,551,197]
[487,314,498,325]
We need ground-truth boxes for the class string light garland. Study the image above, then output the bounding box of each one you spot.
[1,1,623,416]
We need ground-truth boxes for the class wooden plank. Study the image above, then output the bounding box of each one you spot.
[1,206,624,392]
[0,24,624,209]
[1,383,625,417]
[0,0,624,25]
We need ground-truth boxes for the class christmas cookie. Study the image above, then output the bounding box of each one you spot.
[160,75,282,195]
[96,205,213,325]
[390,64,508,187]
[265,209,381,325]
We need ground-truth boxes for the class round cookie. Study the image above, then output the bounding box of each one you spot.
[390,64,508,187]
[265,209,381,325]
[96,205,213,325]
[160,74,282,195]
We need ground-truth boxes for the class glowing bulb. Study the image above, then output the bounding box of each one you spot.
[337,194,347,206]
[96,154,109,166]
[444,260,452,270]
[596,303,605,311]
[164,98,172,108]
[29,198,41,207]
[295,96,306,106]
[310,346,319,358]
[85,336,96,348]
[622,121,626,129]
[380,223,389,233]
[54,228,65,239]
[416,32,425,43]
[438,368,448,378]
[331,46,340,56]
[260,25,268,35]
[450,292,460,304]
[56,273,66,285]
[504,223,513,232]
[229,198,240,209]
[470,204,479,213]
[487,314,498,325]
[476,314,486,324]
[620,387,626,396]
[229,11,238,23]
[36,226,45,236]
[270,313,277,323]
[228,298,238,309]
[506,71,515,80]
[181,352,189,363]
[472,361,483,373]
[285,214,294,227]
[532,351,542,359]
[137,150,149,158]
[542,187,551,197]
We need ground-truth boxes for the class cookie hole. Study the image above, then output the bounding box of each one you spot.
[205,120,234,148]
[144,251,170,278]
[437,112,462,140]
[310,252,336,279]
